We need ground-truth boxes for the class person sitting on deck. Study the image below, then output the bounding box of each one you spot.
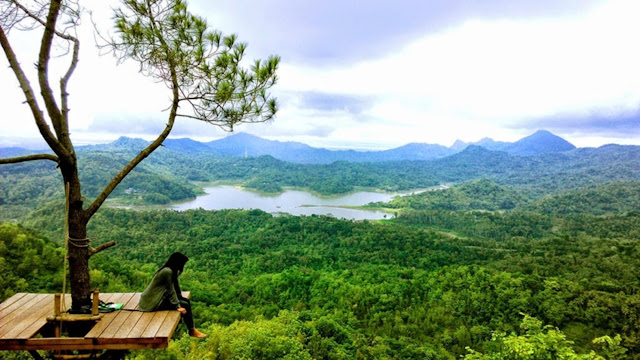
[139,252,207,338]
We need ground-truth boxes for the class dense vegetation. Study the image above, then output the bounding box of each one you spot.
[0,150,199,219]
[1,177,639,359]
[1,143,639,359]
[375,179,529,211]
[0,223,64,300]
[3,143,639,213]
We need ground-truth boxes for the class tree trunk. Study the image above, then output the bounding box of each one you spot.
[68,210,91,312]
[64,164,92,312]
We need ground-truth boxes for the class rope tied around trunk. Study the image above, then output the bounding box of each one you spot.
[68,237,91,248]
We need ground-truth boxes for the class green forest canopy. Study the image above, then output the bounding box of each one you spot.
[1,142,640,359]
[2,175,640,359]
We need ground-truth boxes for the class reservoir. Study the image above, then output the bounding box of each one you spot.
[171,186,404,220]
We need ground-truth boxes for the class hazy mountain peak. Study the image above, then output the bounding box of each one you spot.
[508,129,576,155]
[226,132,262,140]
[108,136,149,149]
[450,139,469,151]
[62,130,578,163]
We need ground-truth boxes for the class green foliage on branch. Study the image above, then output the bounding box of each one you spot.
[111,0,279,130]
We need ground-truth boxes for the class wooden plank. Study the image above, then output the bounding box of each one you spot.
[94,337,167,349]
[122,291,188,310]
[9,294,58,339]
[0,337,93,351]
[155,311,182,339]
[15,296,64,339]
[0,293,38,321]
[97,293,116,303]
[123,293,141,310]
[0,292,186,351]
[0,294,51,339]
[99,311,133,339]
[0,293,28,311]
[84,311,119,339]
[112,293,135,306]
[126,311,155,339]
[84,310,119,339]
[112,311,143,339]
[101,293,124,304]
[141,311,169,338]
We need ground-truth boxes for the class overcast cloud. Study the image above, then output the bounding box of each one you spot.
[1,0,639,150]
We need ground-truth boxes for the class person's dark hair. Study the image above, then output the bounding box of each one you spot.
[158,252,189,298]
[162,252,189,275]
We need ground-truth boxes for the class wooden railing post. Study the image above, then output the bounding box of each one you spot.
[54,293,61,316]
[92,290,100,317]
[53,293,62,337]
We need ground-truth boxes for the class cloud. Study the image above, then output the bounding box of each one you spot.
[195,0,603,66]
[250,123,335,138]
[84,113,239,141]
[87,114,167,135]
[297,91,373,115]
[267,0,640,148]
[522,108,640,138]
[2,0,639,150]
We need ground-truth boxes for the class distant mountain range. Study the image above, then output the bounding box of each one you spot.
[1,130,576,164]
[161,129,575,164]
[449,130,576,155]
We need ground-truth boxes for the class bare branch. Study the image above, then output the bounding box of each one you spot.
[9,0,79,41]
[0,0,44,31]
[59,28,79,149]
[89,241,116,256]
[0,153,59,164]
[86,80,180,219]
[0,24,69,158]
[10,1,80,149]
[37,0,65,139]
[86,108,178,219]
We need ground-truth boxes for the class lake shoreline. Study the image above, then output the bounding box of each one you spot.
[171,185,403,220]
[106,182,448,220]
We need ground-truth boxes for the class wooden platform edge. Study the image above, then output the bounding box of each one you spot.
[0,291,192,352]
[0,337,168,351]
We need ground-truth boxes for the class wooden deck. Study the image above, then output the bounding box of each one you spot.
[0,291,190,351]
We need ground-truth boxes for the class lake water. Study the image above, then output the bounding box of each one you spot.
[171,186,409,220]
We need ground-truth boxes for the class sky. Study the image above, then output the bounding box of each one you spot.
[1,0,640,150]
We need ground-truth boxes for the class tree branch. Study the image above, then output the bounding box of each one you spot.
[85,105,178,219]
[59,31,79,150]
[86,0,182,219]
[0,153,59,164]
[37,0,65,142]
[11,0,82,150]
[89,241,116,256]
[0,24,69,159]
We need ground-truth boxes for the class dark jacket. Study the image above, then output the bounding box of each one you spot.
[139,252,189,311]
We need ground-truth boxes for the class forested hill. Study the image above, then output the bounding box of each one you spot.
[4,197,640,358]
[1,141,639,215]
[377,178,640,215]
[2,138,640,358]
